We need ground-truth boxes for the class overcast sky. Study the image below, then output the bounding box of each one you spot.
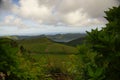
[0,0,119,36]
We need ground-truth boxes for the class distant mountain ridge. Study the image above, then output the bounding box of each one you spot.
[9,33,86,42]
[0,33,86,54]
[64,37,86,46]
[46,33,86,42]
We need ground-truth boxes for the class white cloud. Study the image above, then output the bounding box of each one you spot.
[4,15,22,25]
[0,0,119,34]
[11,0,119,26]
[58,0,119,26]
[0,25,104,36]
[13,0,54,24]
[61,9,89,26]
[0,15,27,28]
[58,0,119,17]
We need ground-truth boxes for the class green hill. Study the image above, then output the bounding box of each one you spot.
[57,36,86,47]
[18,37,79,54]
[65,36,86,46]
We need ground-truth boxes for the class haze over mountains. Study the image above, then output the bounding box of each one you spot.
[46,33,86,42]
[1,33,86,42]
[0,33,86,54]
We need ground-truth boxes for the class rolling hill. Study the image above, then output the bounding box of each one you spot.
[18,37,79,54]
[65,36,86,46]
[57,36,86,47]
[46,33,86,42]
[7,33,86,42]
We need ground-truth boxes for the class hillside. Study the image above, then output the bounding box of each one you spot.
[46,33,86,42]
[57,36,86,47]
[18,37,79,54]
[66,36,86,46]
[7,33,86,42]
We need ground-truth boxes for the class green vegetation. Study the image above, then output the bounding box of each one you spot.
[84,6,120,80]
[0,38,19,79]
[0,38,82,80]
[29,53,84,80]
[19,37,79,54]
[0,38,45,80]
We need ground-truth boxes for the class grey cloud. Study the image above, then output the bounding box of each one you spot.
[0,0,1,2]
[38,0,119,25]
[58,0,119,17]
[0,0,3,9]
[38,0,57,7]
[0,0,12,11]
[1,0,120,27]
[57,0,119,26]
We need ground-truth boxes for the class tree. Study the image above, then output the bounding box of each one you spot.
[0,38,45,80]
[86,6,120,80]
[0,38,19,79]
[0,38,35,80]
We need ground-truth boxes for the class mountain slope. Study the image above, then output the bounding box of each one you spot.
[46,33,86,42]
[19,37,79,54]
[57,36,86,47]
[66,36,86,46]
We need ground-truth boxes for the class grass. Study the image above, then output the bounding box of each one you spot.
[19,37,79,54]
[0,38,86,80]
[18,37,84,79]
[28,53,84,80]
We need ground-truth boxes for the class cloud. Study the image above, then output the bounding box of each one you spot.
[118,0,120,2]
[0,0,119,27]
[0,0,119,36]
[58,0,119,17]
[0,0,2,4]
[0,25,104,36]
[4,15,22,24]
[11,0,119,26]
[58,0,119,26]
[0,15,27,28]
[60,9,103,26]
[0,0,13,11]
[12,0,55,24]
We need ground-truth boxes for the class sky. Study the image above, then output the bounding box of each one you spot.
[0,0,119,36]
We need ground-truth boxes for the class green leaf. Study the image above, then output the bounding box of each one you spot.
[88,66,94,77]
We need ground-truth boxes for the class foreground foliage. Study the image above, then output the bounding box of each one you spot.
[0,38,83,80]
[0,38,45,80]
[86,6,120,80]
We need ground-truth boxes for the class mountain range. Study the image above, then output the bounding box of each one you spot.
[4,33,86,42]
